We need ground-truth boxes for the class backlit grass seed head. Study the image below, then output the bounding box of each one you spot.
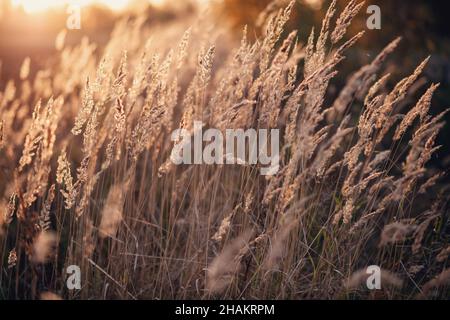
[207,230,253,294]
[31,231,57,264]
[20,57,31,80]
[99,183,126,238]
[345,268,403,290]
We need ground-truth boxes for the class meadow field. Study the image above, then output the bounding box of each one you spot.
[0,0,449,300]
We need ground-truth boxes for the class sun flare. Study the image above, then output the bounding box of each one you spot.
[11,0,138,13]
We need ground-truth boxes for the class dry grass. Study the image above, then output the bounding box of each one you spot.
[0,1,449,300]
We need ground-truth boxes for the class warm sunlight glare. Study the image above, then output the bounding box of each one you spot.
[11,0,145,13]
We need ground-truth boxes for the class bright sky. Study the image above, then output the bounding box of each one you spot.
[11,0,166,13]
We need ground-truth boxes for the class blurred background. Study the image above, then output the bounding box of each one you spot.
[1,0,449,168]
